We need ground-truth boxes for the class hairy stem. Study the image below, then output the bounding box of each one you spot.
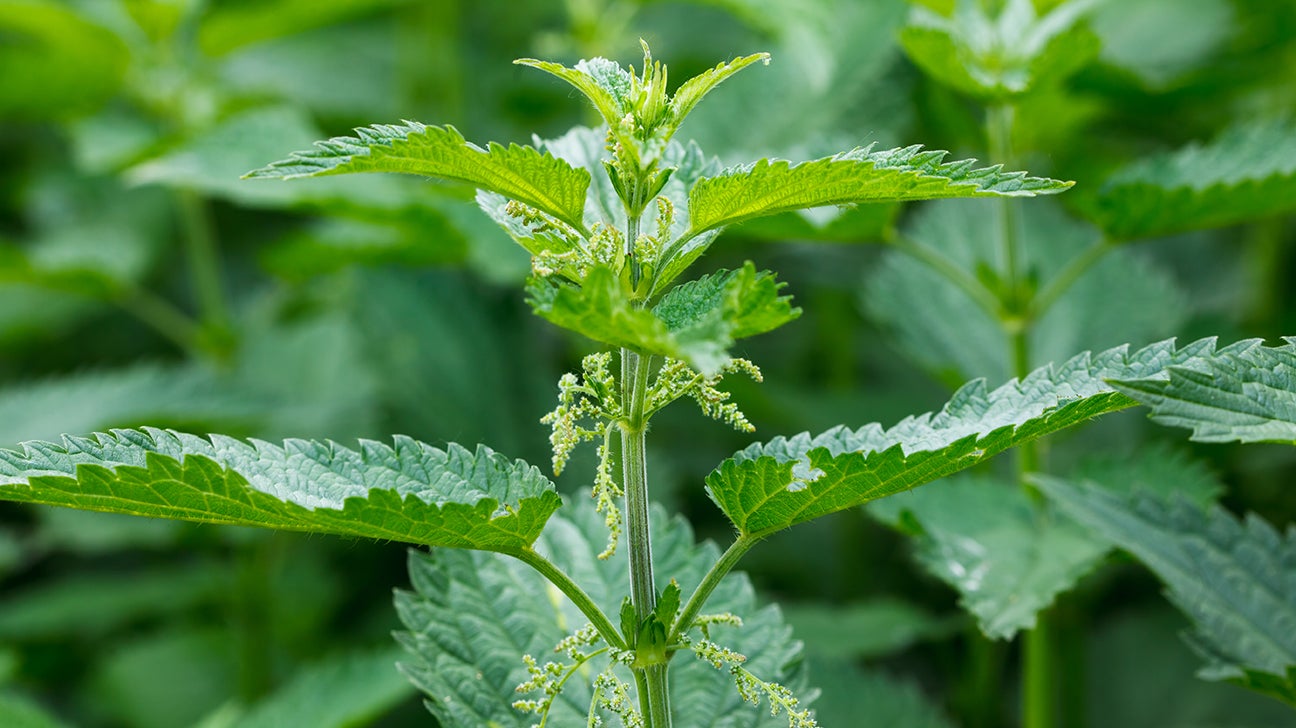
[669,533,760,644]
[620,207,671,726]
[511,548,626,650]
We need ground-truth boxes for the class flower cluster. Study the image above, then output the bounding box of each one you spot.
[647,357,763,432]
[540,352,624,559]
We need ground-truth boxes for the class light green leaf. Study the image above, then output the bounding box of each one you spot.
[197,0,408,56]
[705,336,1254,538]
[1083,120,1296,241]
[0,1,127,119]
[900,0,1100,99]
[1036,477,1296,705]
[1091,0,1233,89]
[782,599,956,660]
[871,475,1108,639]
[864,199,1188,383]
[514,57,633,133]
[0,428,561,553]
[479,126,725,294]
[244,120,591,231]
[232,648,415,728]
[668,52,772,124]
[1111,337,1296,444]
[528,263,796,376]
[395,494,808,727]
[686,145,1072,237]
[527,266,689,361]
[0,691,74,728]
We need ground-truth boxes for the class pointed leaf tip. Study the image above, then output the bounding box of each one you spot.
[244,121,590,231]
[0,428,561,552]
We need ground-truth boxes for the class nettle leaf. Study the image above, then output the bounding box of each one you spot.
[0,363,258,447]
[705,336,1259,538]
[0,428,560,553]
[1112,337,1296,444]
[686,145,1072,237]
[1037,478,1296,705]
[654,262,801,347]
[871,443,1224,640]
[528,263,797,376]
[871,475,1107,640]
[1083,120,1296,241]
[1090,0,1234,90]
[900,0,1100,99]
[864,199,1187,383]
[395,494,807,727]
[245,121,591,231]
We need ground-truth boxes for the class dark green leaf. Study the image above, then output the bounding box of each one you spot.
[1083,120,1296,240]
[864,200,1187,383]
[395,494,808,727]
[871,445,1224,639]
[1112,337,1296,444]
[1037,477,1296,705]
[0,428,561,552]
[871,475,1107,639]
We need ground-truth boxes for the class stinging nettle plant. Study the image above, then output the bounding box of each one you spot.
[2,42,1292,726]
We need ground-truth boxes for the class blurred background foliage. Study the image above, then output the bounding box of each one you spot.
[0,0,1293,725]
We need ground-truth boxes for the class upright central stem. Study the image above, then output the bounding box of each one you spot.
[620,211,672,726]
[621,348,655,617]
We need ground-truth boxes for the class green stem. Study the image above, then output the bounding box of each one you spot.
[619,206,670,726]
[511,548,626,650]
[986,104,1021,304]
[668,534,760,644]
[1029,238,1112,321]
[1023,611,1054,728]
[114,286,202,355]
[889,233,1003,320]
[176,189,229,332]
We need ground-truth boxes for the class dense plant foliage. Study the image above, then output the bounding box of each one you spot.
[0,1,1293,727]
